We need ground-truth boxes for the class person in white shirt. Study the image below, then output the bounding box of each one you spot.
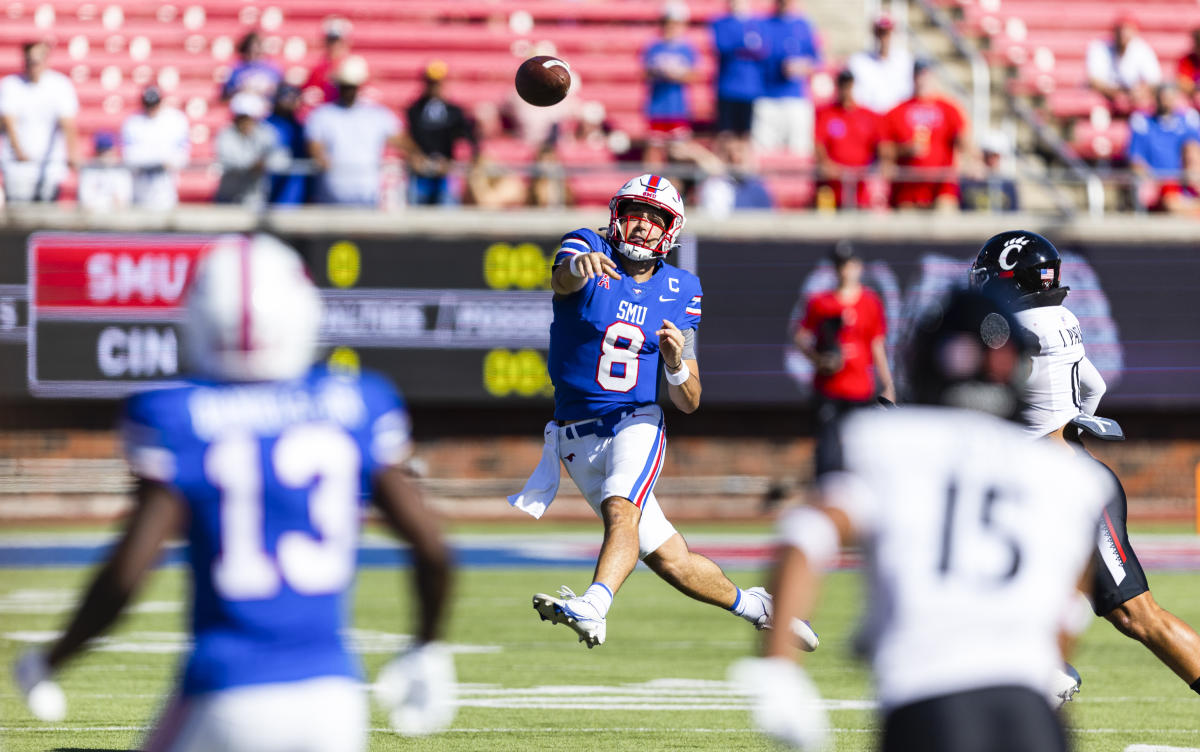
[77,132,131,212]
[970,230,1200,703]
[734,289,1113,752]
[1087,14,1161,112]
[0,41,80,202]
[121,85,191,210]
[847,14,914,115]
[306,55,412,207]
[215,92,283,206]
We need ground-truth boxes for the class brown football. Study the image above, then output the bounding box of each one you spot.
[515,55,571,107]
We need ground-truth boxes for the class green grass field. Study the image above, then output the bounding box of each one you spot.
[2,531,1199,751]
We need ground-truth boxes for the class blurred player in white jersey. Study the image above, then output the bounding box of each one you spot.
[734,289,1115,752]
[971,230,1200,700]
[510,174,818,651]
[13,235,456,749]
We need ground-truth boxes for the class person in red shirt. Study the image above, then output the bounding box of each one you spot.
[814,67,884,210]
[794,242,895,426]
[302,17,352,108]
[883,59,969,210]
[1176,27,1200,108]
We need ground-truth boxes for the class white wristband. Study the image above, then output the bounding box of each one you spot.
[664,361,691,385]
[568,254,586,278]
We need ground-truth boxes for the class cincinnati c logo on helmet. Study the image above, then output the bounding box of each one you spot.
[997,236,1031,270]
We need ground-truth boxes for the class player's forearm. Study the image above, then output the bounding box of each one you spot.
[764,545,821,661]
[47,564,132,670]
[411,535,453,644]
[666,359,700,413]
[551,262,587,295]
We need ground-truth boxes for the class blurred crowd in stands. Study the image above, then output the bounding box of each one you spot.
[1087,13,1200,214]
[3,2,1197,214]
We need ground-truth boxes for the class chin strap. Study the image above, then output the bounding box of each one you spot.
[1016,286,1070,308]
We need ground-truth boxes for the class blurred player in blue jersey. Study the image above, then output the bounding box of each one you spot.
[13,235,455,750]
[510,174,819,651]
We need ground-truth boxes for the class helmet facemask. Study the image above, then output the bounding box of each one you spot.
[606,174,686,262]
[610,199,675,261]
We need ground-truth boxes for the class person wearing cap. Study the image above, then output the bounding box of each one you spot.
[0,41,81,203]
[643,2,699,137]
[882,60,970,211]
[1087,14,1161,114]
[220,30,283,102]
[305,55,413,207]
[77,132,131,212]
[813,67,884,210]
[753,0,822,155]
[793,241,894,425]
[265,84,310,205]
[959,129,1019,212]
[215,92,283,206]
[846,14,914,115]
[405,60,478,206]
[121,84,191,210]
[303,17,352,106]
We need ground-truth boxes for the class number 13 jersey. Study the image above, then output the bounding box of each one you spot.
[121,366,411,695]
[549,228,702,421]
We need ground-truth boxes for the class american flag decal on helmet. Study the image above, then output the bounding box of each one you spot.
[685,294,702,316]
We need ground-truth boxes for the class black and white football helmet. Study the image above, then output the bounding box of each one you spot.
[905,288,1032,419]
[968,230,1068,308]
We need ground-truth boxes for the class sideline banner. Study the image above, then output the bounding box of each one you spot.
[4,231,1199,407]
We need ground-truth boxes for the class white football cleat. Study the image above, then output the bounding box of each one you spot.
[746,586,820,652]
[532,586,606,648]
[1048,663,1082,709]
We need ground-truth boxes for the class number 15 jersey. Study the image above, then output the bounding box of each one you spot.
[549,228,703,421]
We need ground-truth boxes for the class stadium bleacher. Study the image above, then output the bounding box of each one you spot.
[0,0,829,207]
[950,0,1200,166]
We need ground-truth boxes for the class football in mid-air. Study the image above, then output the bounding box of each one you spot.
[515,55,571,107]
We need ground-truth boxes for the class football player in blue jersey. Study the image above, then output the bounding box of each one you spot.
[511,174,819,651]
[13,235,455,750]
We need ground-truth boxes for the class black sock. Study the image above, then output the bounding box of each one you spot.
[1190,677,1200,696]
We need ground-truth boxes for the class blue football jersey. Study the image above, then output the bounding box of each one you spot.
[121,365,412,695]
[549,228,703,421]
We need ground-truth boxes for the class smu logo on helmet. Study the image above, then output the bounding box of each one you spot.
[997,236,1031,270]
[640,175,666,196]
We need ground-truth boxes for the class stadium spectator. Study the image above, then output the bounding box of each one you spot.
[698,134,774,216]
[1128,85,1200,211]
[307,56,410,207]
[77,132,131,212]
[643,2,699,137]
[847,14,914,115]
[405,61,478,206]
[121,85,190,210]
[215,93,281,206]
[302,17,352,107]
[265,84,310,205]
[793,241,894,426]
[1177,28,1200,109]
[960,129,1019,212]
[883,60,969,211]
[711,0,767,137]
[814,68,884,210]
[1159,140,1200,214]
[0,41,80,203]
[220,31,283,102]
[1087,14,1161,115]
[464,155,527,209]
[753,0,822,156]
[528,143,572,208]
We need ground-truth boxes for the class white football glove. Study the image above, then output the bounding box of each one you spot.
[373,641,456,736]
[13,649,67,722]
[730,657,830,752]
